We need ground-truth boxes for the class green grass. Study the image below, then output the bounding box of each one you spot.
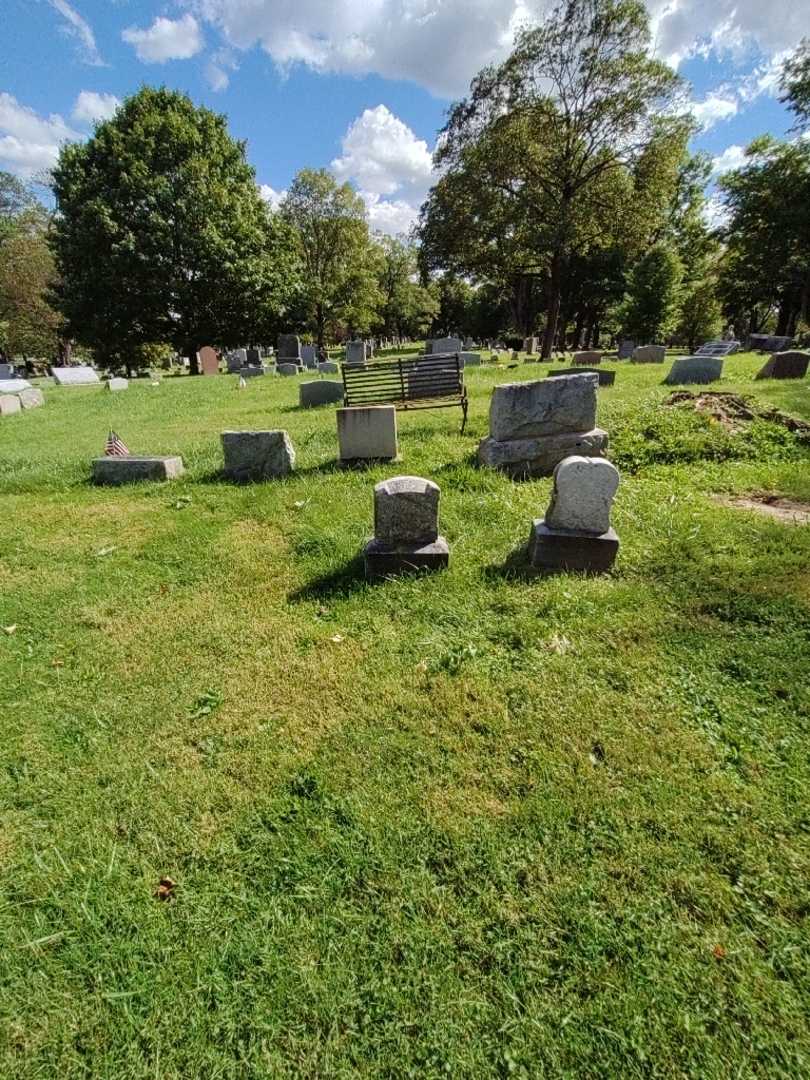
[1,353,809,1078]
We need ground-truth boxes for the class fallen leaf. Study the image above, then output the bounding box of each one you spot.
[712,944,726,959]
[155,877,176,901]
[294,500,306,509]
[3,625,16,635]
[330,634,344,643]
[547,633,572,655]
[159,583,169,595]
[94,546,117,558]
[51,658,64,668]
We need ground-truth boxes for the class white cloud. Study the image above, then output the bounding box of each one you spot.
[0,93,80,176]
[205,47,239,91]
[122,14,204,64]
[363,194,420,236]
[690,90,738,130]
[711,144,747,175]
[72,91,120,125]
[702,193,729,229]
[48,0,104,66]
[259,184,286,209]
[331,106,433,197]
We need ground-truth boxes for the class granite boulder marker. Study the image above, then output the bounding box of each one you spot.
[479,373,608,477]
[221,430,295,481]
[755,351,810,380]
[364,476,449,579]
[664,356,723,385]
[528,456,620,572]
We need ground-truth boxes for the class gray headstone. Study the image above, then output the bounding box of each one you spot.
[221,430,295,481]
[755,351,810,380]
[299,380,344,407]
[277,334,301,361]
[52,365,101,386]
[0,394,22,417]
[346,340,367,364]
[663,356,724,385]
[107,377,128,392]
[549,367,614,387]
[301,345,318,368]
[617,340,635,359]
[92,456,184,484]
[0,378,32,394]
[432,336,463,355]
[572,350,602,366]
[0,363,16,379]
[318,361,339,374]
[241,365,265,378]
[478,428,609,478]
[489,374,598,441]
[460,352,481,367]
[631,345,666,363]
[545,455,620,535]
[246,347,261,366]
[374,475,440,545]
[228,349,247,372]
[18,387,45,409]
[276,363,301,376]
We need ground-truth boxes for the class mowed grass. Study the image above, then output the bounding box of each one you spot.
[1,354,809,1078]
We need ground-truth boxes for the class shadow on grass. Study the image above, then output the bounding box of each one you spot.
[288,554,367,602]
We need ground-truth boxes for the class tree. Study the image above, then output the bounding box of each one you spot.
[281,169,379,345]
[781,39,810,131]
[435,0,682,357]
[50,87,299,374]
[0,172,36,243]
[0,206,62,362]
[619,243,682,343]
[375,235,437,339]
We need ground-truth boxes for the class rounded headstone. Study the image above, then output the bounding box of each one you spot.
[374,476,440,545]
[545,455,620,535]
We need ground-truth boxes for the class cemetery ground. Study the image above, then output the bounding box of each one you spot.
[1,354,809,1079]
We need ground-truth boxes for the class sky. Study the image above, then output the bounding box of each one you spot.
[1,1,805,234]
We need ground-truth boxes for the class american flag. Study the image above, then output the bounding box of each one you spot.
[105,430,130,456]
[238,375,247,389]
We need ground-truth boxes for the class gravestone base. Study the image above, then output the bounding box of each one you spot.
[478,428,608,478]
[364,537,450,580]
[528,521,619,572]
[92,456,184,485]
[276,363,302,376]
[318,361,339,374]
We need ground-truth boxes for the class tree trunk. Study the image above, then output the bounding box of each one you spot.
[542,252,562,359]
[187,343,200,375]
[317,303,325,348]
[775,300,790,337]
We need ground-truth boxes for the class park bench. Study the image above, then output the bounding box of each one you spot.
[341,352,469,432]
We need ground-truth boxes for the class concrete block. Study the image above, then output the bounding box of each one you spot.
[337,406,398,461]
[92,456,184,485]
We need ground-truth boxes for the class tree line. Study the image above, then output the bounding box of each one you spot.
[1,0,809,371]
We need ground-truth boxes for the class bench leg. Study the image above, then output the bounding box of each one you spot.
[460,398,468,435]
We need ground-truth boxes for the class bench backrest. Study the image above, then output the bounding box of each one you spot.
[342,353,465,408]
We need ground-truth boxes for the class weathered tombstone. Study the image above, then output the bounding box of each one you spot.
[617,340,635,359]
[460,352,481,367]
[432,336,463,355]
[0,378,32,394]
[241,365,265,378]
[276,363,300,376]
[549,366,615,387]
[345,340,367,365]
[17,387,45,409]
[663,356,724,385]
[107,377,129,392]
[0,394,22,417]
[478,373,608,477]
[631,345,666,363]
[523,336,539,354]
[528,456,620,572]
[221,430,295,481]
[364,476,449,579]
[300,345,318,369]
[750,334,792,353]
[337,405,398,462]
[572,350,602,366]
[198,346,219,375]
[277,334,301,362]
[227,349,247,373]
[318,361,339,374]
[0,363,16,379]
[51,365,101,386]
[92,456,184,484]
[299,381,344,407]
[754,351,810,381]
[424,340,434,355]
[246,347,261,366]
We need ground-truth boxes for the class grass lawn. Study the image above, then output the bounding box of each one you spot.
[1,353,809,1078]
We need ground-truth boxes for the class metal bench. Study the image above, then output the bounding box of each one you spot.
[341,352,469,432]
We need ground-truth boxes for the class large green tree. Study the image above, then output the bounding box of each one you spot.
[0,201,62,363]
[619,242,683,343]
[280,169,380,345]
[432,0,683,356]
[375,235,437,339]
[50,87,299,373]
[781,39,810,131]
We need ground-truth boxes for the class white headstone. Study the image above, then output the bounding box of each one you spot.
[52,366,101,386]
[545,456,620,535]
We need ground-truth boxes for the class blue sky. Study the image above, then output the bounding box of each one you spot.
[1,1,804,232]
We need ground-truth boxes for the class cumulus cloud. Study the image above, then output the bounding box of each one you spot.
[205,47,240,91]
[702,193,729,229]
[331,106,433,197]
[72,91,120,125]
[48,0,105,66]
[711,144,747,175]
[0,93,80,176]
[363,194,421,236]
[690,90,738,130]
[122,14,204,64]
[259,184,286,209]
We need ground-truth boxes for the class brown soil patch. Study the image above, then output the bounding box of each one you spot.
[714,493,810,524]
[664,391,810,440]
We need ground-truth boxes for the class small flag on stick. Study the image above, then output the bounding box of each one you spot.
[105,430,130,457]
[238,375,247,390]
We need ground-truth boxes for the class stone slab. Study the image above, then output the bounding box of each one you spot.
[301,345,318,368]
[618,340,635,359]
[276,363,301,376]
[548,367,615,386]
[345,340,367,364]
[431,336,463,355]
[221,430,295,481]
[0,378,32,393]
[528,522,619,572]
[107,377,128,391]
[460,352,481,367]
[299,380,344,407]
[18,387,45,409]
[478,427,609,478]
[92,455,184,485]
[572,350,602,366]
[663,356,723,385]
[278,334,301,361]
[755,351,810,380]
[318,361,339,374]
[364,537,449,580]
[545,456,620,535]
[337,405,398,461]
[198,346,219,375]
[52,365,100,385]
[0,394,22,417]
[631,345,666,364]
[489,373,598,441]
[374,476,439,545]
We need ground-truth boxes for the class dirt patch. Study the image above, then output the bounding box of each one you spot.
[714,493,810,524]
[664,391,810,440]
